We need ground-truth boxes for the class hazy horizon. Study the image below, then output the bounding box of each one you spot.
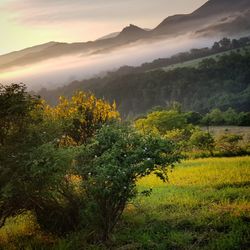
[0,0,207,55]
[0,34,219,90]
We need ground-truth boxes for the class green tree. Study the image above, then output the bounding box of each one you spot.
[0,84,120,234]
[185,111,203,125]
[219,37,231,50]
[135,110,187,135]
[0,83,42,227]
[202,109,224,126]
[0,83,40,146]
[190,130,215,155]
[238,112,250,126]
[212,41,220,52]
[75,123,180,240]
[223,108,238,125]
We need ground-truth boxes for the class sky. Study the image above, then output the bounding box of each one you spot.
[0,0,207,55]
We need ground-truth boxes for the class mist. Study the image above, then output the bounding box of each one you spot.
[0,34,218,91]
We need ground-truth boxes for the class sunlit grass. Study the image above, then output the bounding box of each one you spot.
[1,157,249,249]
[138,157,250,188]
[119,156,250,249]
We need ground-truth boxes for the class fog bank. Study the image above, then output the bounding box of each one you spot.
[0,34,218,90]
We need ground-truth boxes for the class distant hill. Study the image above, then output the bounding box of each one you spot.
[96,32,120,41]
[105,36,250,76]
[1,0,250,73]
[154,0,250,36]
[39,38,250,117]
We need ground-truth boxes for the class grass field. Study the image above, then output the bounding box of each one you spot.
[116,157,250,249]
[157,46,250,72]
[0,157,249,249]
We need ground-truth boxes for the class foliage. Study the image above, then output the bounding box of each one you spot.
[216,134,244,156]
[0,83,43,227]
[185,111,203,125]
[190,130,215,155]
[39,39,250,117]
[0,83,40,147]
[202,108,250,126]
[238,112,250,126]
[45,91,120,145]
[0,85,121,235]
[75,123,180,240]
[202,109,224,126]
[135,110,188,135]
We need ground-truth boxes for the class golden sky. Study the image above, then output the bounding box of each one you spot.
[0,0,207,55]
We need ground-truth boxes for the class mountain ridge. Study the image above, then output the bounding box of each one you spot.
[0,0,250,72]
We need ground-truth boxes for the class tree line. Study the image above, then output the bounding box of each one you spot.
[135,107,250,158]
[106,36,250,77]
[40,50,250,117]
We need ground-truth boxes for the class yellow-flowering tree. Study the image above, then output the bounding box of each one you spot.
[45,91,120,145]
[0,86,120,233]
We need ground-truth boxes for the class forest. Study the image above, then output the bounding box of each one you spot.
[40,37,250,117]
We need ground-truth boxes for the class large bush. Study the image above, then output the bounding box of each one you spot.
[0,85,120,234]
[190,130,215,156]
[75,123,180,240]
[135,110,188,135]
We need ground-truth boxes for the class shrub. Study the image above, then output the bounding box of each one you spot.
[135,110,188,135]
[190,130,215,156]
[75,123,181,241]
[216,134,244,156]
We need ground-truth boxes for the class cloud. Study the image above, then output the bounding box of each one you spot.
[1,0,207,25]
[1,0,154,24]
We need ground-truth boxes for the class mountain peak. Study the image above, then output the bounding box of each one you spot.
[116,24,148,41]
[119,24,147,37]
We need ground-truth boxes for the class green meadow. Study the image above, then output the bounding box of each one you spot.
[116,157,250,250]
[1,157,249,249]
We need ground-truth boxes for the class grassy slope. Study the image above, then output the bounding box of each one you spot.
[0,157,249,249]
[158,46,250,72]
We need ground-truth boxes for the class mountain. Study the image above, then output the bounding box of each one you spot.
[96,32,120,41]
[154,0,250,36]
[0,0,250,73]
[0,41,62,68]
[96,27,151,41]
[117,25,148,40]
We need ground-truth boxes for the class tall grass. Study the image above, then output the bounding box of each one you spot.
[118,157,250,249]
[1,157,249,249]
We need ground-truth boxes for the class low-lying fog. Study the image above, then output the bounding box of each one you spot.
[0,34,219,91]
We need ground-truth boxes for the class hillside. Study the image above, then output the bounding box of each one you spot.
[107,37,250,75]
[39,39,250,117]
[160,45,250,72]
[154,0,250,36]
